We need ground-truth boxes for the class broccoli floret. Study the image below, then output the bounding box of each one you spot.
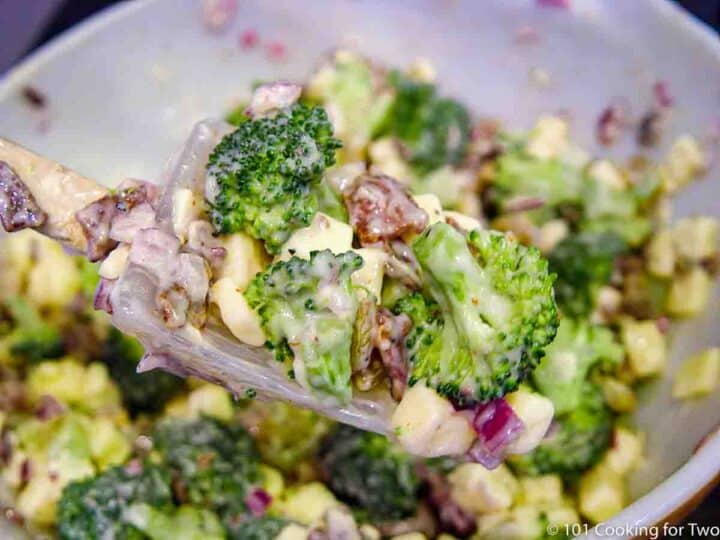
[101,328,186,416]
[57,463,173,540]
[533,318,623,415]
[125,504,225,540]
[318,425,420,521]
[0,296,63,363]
[403,223,558,406]
[548,232,627,318]
[509,382,613,480]
[580,179,652,246]
[227,516,290,540]
[206,103,342,254]
[152,417,261,526]
[375,71,471,175]
[245,250,363,403]
[493,148,584,213]
[249,401,333,473]
[306,51,393,160]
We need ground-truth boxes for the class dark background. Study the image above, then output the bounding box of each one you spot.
[2,0,719,534]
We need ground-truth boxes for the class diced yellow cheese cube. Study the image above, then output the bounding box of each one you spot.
[518,475,564,506]
[666,266,712,318]
[526,116,568,160]
[351,247,387,300]
[448,463,519,514]
[412,193,444,225]
[578,466,625,524]
[278,213,353,262]
[210,278,266,346]
[673,348,720,400]
[645,229,675,278]
[216,232,267,290]
[601,378,637,413]
[505,388,555,454]
[660,135,705,193]
[621,319,666,377]
[601,427,644,476]
[673,216,719,262]
[187,384,234,421]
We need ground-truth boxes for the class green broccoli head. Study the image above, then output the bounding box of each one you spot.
[227,516,290,540]
[493,148,584,213]
[1,296,63,363]
[125,504,225,540]
[250,401,333,473]
[245,249,363,403]
[306,51,393,160]
[548,231,627,318]
[319,425,420,521]
[57,462,173,540]
[509,382,614,480]
[152,417,261,525]
[404,222,558,406]
[376,71,471,175]
[101,328,186,416]
[533,318,623,415]
[206,103,342,254]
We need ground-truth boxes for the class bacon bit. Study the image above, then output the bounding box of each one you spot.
[537,0,571,7]
[20,459,32,484]
[416,464,476,537]
[503,195,546,213]
[0,431,12,465]
[239,29,259,49]
[375,308,412,401]
[596,98,631,146]
[94,277,116,315]
[345,174,428,247]
[48,470,59,482]
[637,108,668,148]
[0,161,48,232]
[653,80,674,108]
[266,40,287,62]
[35,395,65,421]
[196,451,215,469]
[655,316,670,334]
[21,86,47,109]
[3,507,24,527]
[515,25,540,45]
[76,196,119,261]
[201,0,238,33]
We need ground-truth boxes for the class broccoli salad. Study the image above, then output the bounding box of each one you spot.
[0,49,718,539]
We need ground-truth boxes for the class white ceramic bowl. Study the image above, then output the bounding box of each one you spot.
[1,1,719,537]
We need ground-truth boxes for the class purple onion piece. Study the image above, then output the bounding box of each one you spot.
[245,487,272,516]
[537,0,570,7]
[467,398,525,469]
[76,196,119,261]
[0,161,47,232]
[94,278,116,314]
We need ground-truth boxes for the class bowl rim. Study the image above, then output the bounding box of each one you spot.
[1,0,720,537]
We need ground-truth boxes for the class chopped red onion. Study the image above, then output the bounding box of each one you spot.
[653,80,674,109]
[537,0,570,8]
[266,40,287,62]
[245,487,272,516]
[468,398,525,469]
[94,277,116,314]
[239,29,259,49]
[109,202,156,243]
[201,0,237,33]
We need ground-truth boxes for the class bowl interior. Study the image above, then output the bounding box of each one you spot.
[1,0,719,533]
